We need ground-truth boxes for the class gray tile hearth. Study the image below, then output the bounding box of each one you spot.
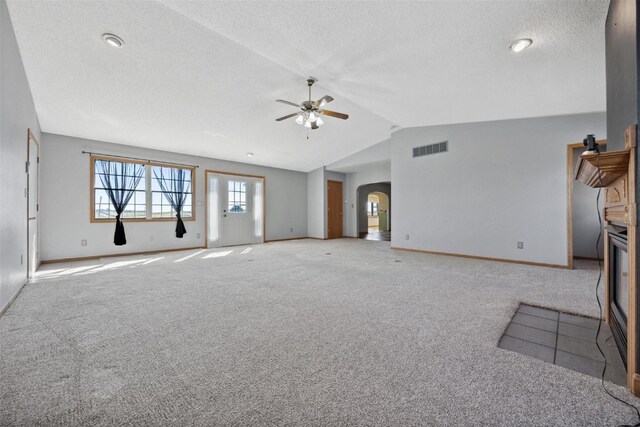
[499,304,626,386]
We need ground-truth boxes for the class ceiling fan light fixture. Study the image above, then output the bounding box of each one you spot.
[316,116,324,126]
[308,112,317,122]
[295,115,304,125]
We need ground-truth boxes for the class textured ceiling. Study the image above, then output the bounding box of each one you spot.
[7,0,608,172]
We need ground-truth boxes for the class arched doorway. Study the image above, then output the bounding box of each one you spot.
[357,182,391,241]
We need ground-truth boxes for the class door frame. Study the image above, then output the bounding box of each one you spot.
[327,179,344,239]
[566,139,607,269]
[27,128,40,277]
[204,169,266,248]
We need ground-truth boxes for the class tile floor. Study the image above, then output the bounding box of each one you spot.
[499,304,626,386]
[359,229,391,241]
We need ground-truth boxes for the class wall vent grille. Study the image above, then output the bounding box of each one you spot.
[412,141,448,158]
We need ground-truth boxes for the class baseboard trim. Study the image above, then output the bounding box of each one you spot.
[391,246,570,269]
[0,278,28,318]
[41,246,207,265]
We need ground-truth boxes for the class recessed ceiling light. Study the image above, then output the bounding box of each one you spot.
[510,38,532,53]
[246,152,254,157]
[102,33,125,48]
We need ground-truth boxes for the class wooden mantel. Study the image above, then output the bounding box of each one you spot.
[575,149,630,188]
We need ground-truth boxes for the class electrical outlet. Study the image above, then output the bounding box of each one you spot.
[290,228,294,232]
[405,234,410,240]
[81,239,87,247]
[197,201,204,206]
[517,241,524,249]
[196,233,201,239]
[150,236,155,242]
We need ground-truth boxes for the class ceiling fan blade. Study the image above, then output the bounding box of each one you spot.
[276,99,302,108]
[275,112,299,121]
[315,95,334,108]
[320,110,349,120]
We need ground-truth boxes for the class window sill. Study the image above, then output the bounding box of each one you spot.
[90,217,196,224]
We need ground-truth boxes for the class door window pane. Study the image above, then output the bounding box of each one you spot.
[228,181,247,213]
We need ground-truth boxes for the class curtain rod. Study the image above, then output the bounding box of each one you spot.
[82,151,199,168]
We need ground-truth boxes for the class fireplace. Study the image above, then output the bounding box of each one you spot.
[609,224,629,366]
[574,125,637,394]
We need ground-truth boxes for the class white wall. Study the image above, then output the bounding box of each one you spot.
[391,112,606,266]
[40,133,307,260]
[307,167,325,239]
[0,0,42,312]
[343,162,391,237]
[572,147,604,258]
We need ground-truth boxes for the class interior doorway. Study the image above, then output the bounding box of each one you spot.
[567,139,607,268]
[206,171,265,247]
[357,182,391,241]
[366,192,390,232]
[27,129,39,277]
[327,180,343,239]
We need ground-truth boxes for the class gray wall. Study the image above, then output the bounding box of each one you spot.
[391,112,606,266]
[0,0,42,312]
[606,0,638,152]
[40,133,308,260]
[572,147,604,258]
[357,182,391,235]
[307,167,325,239]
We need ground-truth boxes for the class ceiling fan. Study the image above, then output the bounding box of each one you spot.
[275,77,349,130]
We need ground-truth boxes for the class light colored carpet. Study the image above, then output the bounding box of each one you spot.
[1,239,639,426]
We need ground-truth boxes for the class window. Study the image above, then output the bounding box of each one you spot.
[151,166,193,219]
[368,202,379,216]
[93,160,146,220]
[228,180,247,213]
[91,156,195,222]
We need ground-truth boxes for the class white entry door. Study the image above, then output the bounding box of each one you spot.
[207,173,264,248]
[222,179,252,246]
[27,133,39,277]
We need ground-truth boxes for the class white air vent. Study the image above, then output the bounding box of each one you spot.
[413,141,448,158]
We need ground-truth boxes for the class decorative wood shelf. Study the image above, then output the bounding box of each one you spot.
[575,149,630,188]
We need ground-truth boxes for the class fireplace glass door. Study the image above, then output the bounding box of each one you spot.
[610,230,629,366]
[614,248,629,319]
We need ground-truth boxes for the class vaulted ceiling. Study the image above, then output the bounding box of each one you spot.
[7,0,608,172]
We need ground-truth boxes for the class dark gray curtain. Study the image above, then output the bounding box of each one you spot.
[95,160,145,245]
[153,167,190,238]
